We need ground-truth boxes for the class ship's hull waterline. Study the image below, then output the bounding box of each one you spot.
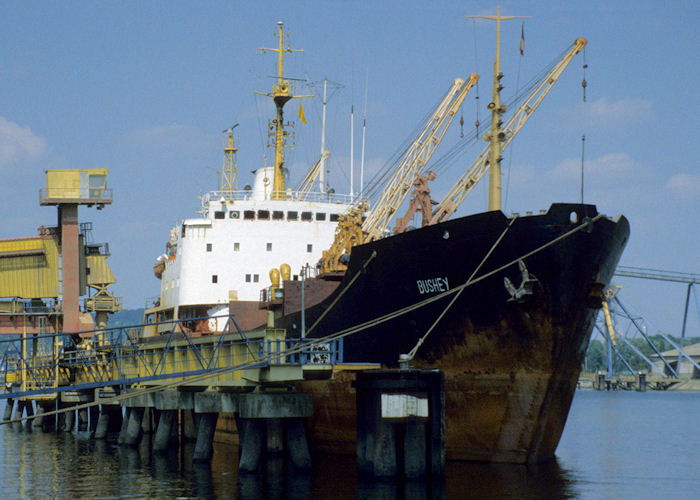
[280,203,629,463]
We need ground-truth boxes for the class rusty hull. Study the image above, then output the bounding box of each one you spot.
[291,204,629,463]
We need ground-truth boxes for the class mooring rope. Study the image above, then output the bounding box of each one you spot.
[405,215,519,361]
[1,213,605,426]
[304,250,377,337]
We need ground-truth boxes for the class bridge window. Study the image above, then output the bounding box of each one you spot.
[316,212,326,221]
[266,243,272,252]
[253,274,259,283]
[214,211,225,219]
[272,210,284,220]
[307,244,313,253]
[287,211,298,220]
[258,210,270,220]
[301,211,313,221]
[244,210,255,220]
[330,213,339,222]
[234,242,240,252]
[212,275,218,283]
[245,274,251,282]
[206,243,212,252]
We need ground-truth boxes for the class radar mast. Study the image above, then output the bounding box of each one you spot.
[258,21,309,199]
[467,5,529,211]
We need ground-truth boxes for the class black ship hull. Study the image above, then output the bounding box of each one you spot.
[282,203,629,463]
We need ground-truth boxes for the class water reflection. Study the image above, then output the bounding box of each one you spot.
[0,420,577,499]
[446,458,577,500]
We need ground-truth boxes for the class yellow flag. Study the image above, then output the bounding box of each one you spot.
[298,101,307,125]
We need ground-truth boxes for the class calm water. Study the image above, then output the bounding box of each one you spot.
[1,390,700,499]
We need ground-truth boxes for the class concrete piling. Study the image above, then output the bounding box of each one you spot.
[95,407,110,439]
[77,407,89,432]
[3,398,14,421]
[286,418,312,469]
[355,369,445,479]
[153,410,177,453]
[62,406,75,433]
[95,405,123,439]
[118,407,131,444]
[122,406,144,446]
[32,404,45,428]
[236,392,313,472]
[89,406,99,434]
[193,413,219,462]
[238,419,265,472]
[266,418,284,454]
[141,407,153,434]
[7,383,318,475]
[39,402,55,433]
[183,410,198,441]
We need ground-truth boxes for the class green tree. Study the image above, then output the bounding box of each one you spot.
[584,339,605,372]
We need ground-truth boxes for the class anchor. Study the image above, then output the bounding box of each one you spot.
[504,260,539,303]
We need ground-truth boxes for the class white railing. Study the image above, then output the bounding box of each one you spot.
[201,190,356,207]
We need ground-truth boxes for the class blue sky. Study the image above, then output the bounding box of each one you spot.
[1,1,698,339]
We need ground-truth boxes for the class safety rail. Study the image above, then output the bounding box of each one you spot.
[0,314,344,399]
[259,286,284,306]
[264,338,343,365]
[0,298,57,315]
[39,187,113,204]
[201,189,355,206]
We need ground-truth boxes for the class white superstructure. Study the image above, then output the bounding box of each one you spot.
[157,167,351,315]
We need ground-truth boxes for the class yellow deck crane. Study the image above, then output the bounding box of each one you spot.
[361,74,479,242]
[318,74,478,273]
[429,37,587,223]
[296,150,330,200]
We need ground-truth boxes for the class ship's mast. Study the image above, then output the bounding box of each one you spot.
[468,6,528,211]
[221,124,239,192]
[258,21,305,199]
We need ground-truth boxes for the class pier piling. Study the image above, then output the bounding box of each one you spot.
[123,406,144,446]
[118,407,132,444]
[193,413,219,462]
[3,398,14,421]
[355,369,445,479]
[32,404,44,429]
[153,409,177,452]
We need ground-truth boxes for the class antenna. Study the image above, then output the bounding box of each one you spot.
[580,134,585,204]
[320,77,328,192]
[350,104,354,200]
[360,70,368,200]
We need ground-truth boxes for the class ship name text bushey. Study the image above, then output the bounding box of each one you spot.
[416,277,449,295]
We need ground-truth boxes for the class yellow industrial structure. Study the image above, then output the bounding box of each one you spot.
[0,168,121,404]
[0,234,60,299]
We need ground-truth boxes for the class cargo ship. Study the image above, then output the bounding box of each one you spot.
[146,18,629,464]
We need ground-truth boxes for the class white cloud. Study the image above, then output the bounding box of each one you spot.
[0,117,46,167]
[664,173,700,199]
[551,152,639,180]
[567,97,652,128]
